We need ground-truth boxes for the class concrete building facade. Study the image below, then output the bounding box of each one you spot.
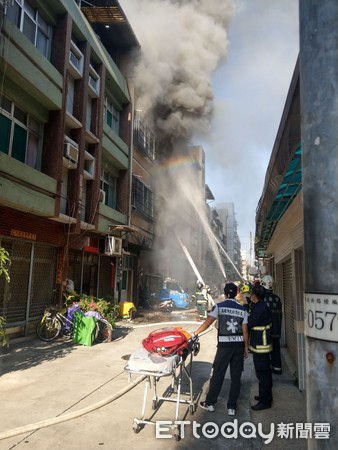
[214,202,242,280]
[0,0,142,336]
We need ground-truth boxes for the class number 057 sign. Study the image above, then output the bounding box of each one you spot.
[304,294,338,342]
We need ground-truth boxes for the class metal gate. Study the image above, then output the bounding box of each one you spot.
[0,238,57,335]
[282,258,298,366]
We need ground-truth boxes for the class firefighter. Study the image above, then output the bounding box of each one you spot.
[261,275,283,374]
[248,283,273,411]
[240,284,251,307]
[195,280,208,319]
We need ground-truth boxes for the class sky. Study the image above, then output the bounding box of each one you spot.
[201,0,300,259]
[118,0,300,260]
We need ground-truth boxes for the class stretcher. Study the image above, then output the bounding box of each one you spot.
[125,336,200,441]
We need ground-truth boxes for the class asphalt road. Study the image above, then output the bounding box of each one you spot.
[0,308,309,450]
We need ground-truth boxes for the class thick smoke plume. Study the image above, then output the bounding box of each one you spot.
[119,0,235,289]
[120,0,234,145]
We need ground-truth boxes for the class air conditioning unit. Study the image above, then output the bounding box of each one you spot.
[99,189,106,203]
[64,143,79,165]
[104,236,122,256]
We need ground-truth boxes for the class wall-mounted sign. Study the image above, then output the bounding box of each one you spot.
[83,246,98,254]
[10,229,37,241]
[304,293,338,342]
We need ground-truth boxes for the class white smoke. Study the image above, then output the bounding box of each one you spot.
[118,0,235,289]
[119,0,235,144]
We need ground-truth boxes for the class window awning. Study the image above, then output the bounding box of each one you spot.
[256,145,302,257]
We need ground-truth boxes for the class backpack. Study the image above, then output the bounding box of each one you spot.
[142,327,190,357]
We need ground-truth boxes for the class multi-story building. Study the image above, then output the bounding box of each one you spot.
[0,0,142,336]
[127,108,157,304]
[255,57,304,388]
[151,144,208,293]
[0,0,230,338]
[214,202,242,280]
[205,205,227,292]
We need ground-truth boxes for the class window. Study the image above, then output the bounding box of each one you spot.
[133,112,156,160]
[132,176,154,219]
[6,0,52,59]
[0,96,41,169]
[104,97,120,134]
[69,40,84,79]
[66,77,75,115]
[122,255,136,270]
[88,65,100,97]
[100,169,117,209]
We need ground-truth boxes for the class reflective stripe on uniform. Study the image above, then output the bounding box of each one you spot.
[219,335,244,342]
[251,323,272,331]
[249,344,273,353]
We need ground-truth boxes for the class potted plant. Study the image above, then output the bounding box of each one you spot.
[0,246,11,347]
[63,292,119,328]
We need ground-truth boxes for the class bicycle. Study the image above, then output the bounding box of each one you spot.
[36,305,112,343]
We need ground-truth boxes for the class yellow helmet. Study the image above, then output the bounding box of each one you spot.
[241,284,250,294]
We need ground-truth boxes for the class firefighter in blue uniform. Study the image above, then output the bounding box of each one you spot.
[247,283,273,411]
[192,282,249,416]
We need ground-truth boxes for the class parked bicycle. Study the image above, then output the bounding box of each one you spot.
[36,305,112,343]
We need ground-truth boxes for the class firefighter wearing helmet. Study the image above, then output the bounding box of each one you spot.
[261,275,283,374]
[240,284,252,309]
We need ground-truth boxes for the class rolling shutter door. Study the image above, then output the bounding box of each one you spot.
[282,258,297,366]
[0,238,56,333]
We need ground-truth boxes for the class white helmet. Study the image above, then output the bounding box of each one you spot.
[261,275,274,290]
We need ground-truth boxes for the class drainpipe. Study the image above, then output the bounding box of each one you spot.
[299,1,338,447]
[127,85,135,228]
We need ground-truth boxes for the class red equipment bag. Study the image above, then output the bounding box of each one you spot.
[142,327,190,357]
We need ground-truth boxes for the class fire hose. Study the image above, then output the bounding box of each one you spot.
[0,320,214,441]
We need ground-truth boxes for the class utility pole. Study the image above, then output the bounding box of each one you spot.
[299,0,338,447]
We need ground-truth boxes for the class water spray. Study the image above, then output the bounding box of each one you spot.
[213,234,245,282]
[176,234,204,284]
[176,178,227,280]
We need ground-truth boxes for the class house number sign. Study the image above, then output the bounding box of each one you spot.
[304,293,338,342]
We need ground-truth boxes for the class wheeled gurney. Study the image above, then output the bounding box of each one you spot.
[125,336,200,440]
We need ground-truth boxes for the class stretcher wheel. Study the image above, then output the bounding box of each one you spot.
[189,403,195,415]
[193,342,200,356]
[173,426,181,441]
[152,399,157,410]
[132,422,142,433]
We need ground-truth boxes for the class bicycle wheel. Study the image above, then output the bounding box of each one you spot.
[36,316,61,341]
[95,318,113,343]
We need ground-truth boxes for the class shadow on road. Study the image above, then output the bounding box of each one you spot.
[0,338,75,376]
[112,325,134,341]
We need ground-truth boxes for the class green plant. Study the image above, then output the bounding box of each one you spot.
[63,292,119,328]
[0,246,11,347]
[0,247,11,283]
